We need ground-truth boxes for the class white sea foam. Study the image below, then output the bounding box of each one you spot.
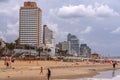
[78,75,120,80]
[54,69,120,80]
[54,75,120,80]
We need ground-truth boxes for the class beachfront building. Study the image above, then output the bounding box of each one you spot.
[80,44,91,58]
[55,41,71,56]
[43,25,55,56]
[19,1,42,47]
[0,38,5,49]
[61,41,71,55]
[67,33,80,56]
[91,53,100,59]
[55,42,62,56]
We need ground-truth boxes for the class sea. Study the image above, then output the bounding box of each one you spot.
[54,69,120,80]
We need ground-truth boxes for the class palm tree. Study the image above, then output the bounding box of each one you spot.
[6,42,15,56]
[44,48,52,60]
[64,50,68,57]
[37,47,43,59]
[47,48,51,54]
[47,48,51,60]
[0,47,5,57]
[58,49,62,56]
[24,44,30,50]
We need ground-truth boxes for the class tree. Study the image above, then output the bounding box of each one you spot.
[57,49,62,56]
[37,47,43,58]
[5,42,15,56]
[6,43,15,51]
[0,47,5,57]
[47,48,51,54]
[44,48,52,60]
[24,44,30,50]
[64,50,68,56]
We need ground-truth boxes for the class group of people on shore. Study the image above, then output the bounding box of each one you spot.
[4,56,15,68]
[40,66,51,80]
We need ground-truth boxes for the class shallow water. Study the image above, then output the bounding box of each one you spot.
[54,69,120,80]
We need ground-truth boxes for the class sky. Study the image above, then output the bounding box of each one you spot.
[0,0,120,56]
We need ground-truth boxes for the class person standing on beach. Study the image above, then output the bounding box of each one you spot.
[112,61,117,69]
[47,68,51,80]
[4,56,9,68]
[40,67,43,75]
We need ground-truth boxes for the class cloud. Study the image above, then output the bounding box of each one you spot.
[0,5,19,16]
[46,23,69,41]
[6,21,19,36]
[0,21,19,42]
[47,23,59,33]
[56,4,119,18]
[0,31,6,41]
[111,27,120,34]
[80,26,92,34]
[0,0,20,16]
[0,0,9,3]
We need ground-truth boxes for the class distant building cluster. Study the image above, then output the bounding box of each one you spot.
[56,33,91,57]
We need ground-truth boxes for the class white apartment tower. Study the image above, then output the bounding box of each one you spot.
[19,2,42,46]
[43,25,55,56]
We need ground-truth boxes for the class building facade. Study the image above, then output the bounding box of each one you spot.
[67,33,80,56]
[61,41,71,55]
[19,2,42,46]
[55,41,71,56]
[80,44,91,58]
[43,25,55,56]
[0,38,5,49]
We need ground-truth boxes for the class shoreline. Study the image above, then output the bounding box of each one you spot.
[0,60,120,80]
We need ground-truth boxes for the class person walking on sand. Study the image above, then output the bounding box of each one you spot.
[40,67,43,75]
[112,61,117,69]
[47,68,51,80]
[4,56,9,68]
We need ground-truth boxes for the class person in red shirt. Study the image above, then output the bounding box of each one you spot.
[40,67,43,75]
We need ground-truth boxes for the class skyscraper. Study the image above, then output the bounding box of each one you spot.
[80,44,91,58]
[67,33,80,56]
[19,2,42,46]
[43,25,55,55]
[61,41,71,55]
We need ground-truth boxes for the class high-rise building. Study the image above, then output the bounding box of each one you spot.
[80,44,91,58]
[55,41,71,56]
[61,41,71,55]
[19,2,42,46]
[43,25,55,56]
[67,33,80,56]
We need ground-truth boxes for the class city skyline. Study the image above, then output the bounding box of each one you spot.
[0,0,120,56]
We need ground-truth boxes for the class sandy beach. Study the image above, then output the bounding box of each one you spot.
[0,60,120,80]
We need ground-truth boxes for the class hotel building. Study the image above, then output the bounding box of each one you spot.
[19,2,42,46]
